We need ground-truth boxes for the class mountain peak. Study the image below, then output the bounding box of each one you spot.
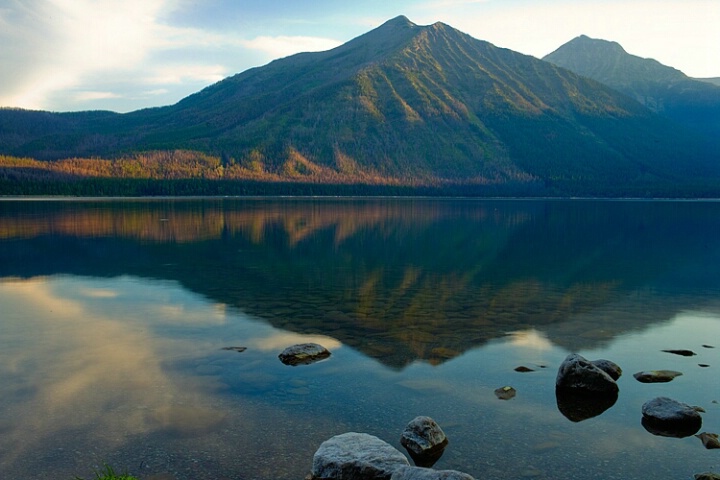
[547,35,627,58]
[544,35,687,85]
[381,15,416,29]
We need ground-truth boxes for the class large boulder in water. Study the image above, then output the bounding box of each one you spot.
[311,432,409,480]
[555,353,619,394]
[641,397,703,438]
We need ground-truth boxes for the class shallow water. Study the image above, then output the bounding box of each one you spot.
[0,198,718,479]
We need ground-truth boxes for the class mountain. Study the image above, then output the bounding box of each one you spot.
[1,17,719,196]
[543,35,720,141]
[699,78,720,87]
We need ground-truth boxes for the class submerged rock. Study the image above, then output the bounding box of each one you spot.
[514,366,534,372]
[494,386,517,400]
[278,343,331,366]
[641,397,703,438]
[633,370,683,383]
[662,349,697,356]
[400,416,448,467]
[221,346,247,353]
[311,432,409,480]
[555,353,619,394]
[391,466,475,480]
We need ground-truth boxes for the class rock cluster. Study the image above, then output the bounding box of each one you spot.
[555,354,620,421]
[306,350,712,478]
[310,417,470,480]
[555,353,621,393]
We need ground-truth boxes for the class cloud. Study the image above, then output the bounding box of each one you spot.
[0,0,716,112]
[143,64,228,86]
[0,0,168,109]
[73,91,122,102]
[0,0,344,112]
[241,35,342,59]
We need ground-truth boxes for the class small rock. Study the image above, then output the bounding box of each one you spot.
[641,397,703,438]
[400,416,448,467]
[221,346,247,353]
[555,353,619,394]
[633,370,683,383]
[494,386,517,400]
[311,432,409,480]
[391,466,475,480]
[662,349,697,356]
[702,345,715,349]
[279,343,331,366]
[699,364,710,368]
[696,432,720,449]
[514,366,534,372]
[591,359,622,380]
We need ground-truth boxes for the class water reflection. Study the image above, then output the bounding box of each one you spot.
[2,198,720,366]
[0,198,719,479]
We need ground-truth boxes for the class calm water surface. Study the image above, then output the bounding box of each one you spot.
[0,198,719,480]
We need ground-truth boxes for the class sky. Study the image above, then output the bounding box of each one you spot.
[0,0,718,113]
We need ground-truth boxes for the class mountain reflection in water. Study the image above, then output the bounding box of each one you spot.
[2,198,720,367]
[1,198,720,480]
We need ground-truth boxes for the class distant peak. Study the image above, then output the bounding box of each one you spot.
[381,15,416,28]
[570,35,626,53]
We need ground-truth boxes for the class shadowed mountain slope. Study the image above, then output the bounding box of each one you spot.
[543,35,720,142]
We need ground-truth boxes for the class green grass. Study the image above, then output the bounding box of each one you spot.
[75,464,139,480]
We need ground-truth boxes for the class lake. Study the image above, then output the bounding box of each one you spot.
[0,197,718,480]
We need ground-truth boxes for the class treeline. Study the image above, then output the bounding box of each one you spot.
[2,151,719,198]
[0,151,544,197]
[0,176,545,197]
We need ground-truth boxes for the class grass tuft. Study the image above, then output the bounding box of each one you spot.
[75,464,139,480]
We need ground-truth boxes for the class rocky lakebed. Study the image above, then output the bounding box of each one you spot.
[250,344,719,480]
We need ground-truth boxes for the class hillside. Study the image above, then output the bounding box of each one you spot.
[1,16,719,196]
[543,35,720,141]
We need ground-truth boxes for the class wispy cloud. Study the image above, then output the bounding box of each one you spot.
[0,0,716,112]
[241,35,341,59]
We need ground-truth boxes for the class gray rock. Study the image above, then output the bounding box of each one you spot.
[278,343,331,366]
[641,397,703,438]
[391,466,475,480]
[494,386,516,400]
[311,432,409,480]
[591,359,622,380]
[695,473,720,480]
[633,370,683,383]
[555,353,619,394]
[696,432,720,449]
[400,416,448,456]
